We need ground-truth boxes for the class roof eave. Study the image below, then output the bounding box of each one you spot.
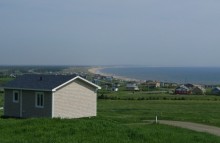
[52,76,101,92]
[4,87,52,92]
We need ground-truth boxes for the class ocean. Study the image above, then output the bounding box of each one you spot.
[101,67,220,85]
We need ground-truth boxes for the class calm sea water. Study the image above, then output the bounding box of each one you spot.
[101,67,220,84]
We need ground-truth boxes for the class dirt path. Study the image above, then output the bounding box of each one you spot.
[158,120,220,137]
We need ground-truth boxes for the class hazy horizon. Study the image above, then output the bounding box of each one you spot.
[1,0,220,66]
[1,64,220,68]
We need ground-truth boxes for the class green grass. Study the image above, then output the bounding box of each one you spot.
[98,100,220,126]
[127,123,220,143]
[0,118,129,143]
[98,90,220,100]
[0,118,220,143]
[1,93,220,142]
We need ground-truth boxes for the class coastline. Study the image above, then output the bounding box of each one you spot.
[88,67,220,85]
[88,67,143,82]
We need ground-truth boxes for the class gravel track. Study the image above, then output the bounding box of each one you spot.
[159,120,220,137]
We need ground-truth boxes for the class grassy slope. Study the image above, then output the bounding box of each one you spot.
[99,90,220,100]
[98,100,220,126]
[0,118,220,143]
[0,118,130,143]
[1,94,220,142]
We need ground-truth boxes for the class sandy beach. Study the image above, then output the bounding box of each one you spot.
[88,67,106,75]
[88,67,144,82]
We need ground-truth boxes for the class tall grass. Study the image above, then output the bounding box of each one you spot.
[0,118,220,143]
[0,118,130,143]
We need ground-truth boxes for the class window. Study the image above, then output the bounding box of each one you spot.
[13,91,19,103]
[35,92,44,108]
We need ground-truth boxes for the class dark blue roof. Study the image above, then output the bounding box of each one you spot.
[4,74,77,91]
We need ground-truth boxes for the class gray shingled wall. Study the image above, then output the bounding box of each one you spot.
[4,89,20,117]
[4,89,52,118]
[22,90,52,118]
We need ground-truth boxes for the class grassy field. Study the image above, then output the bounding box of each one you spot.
[98,100,220,126]
[1,94,220,142]
[0,118,220,143]
[98,90,220,100]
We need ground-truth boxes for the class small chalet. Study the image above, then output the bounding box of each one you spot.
[175,85,190,94]
[3,74,101,118]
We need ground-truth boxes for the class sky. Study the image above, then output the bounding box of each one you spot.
[0,0,220,66]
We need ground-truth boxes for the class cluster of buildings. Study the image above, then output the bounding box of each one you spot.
[92,74,220,96]
[125,80,180,91]
[125,81,220,95]
[174,84,205,95]
[174,84,220,95]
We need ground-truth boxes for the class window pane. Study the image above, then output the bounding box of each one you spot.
[36,93,44,107]
[37,95,40,106]
[40,95,43,106]
[15,94,18,100]
[13,92,19,102]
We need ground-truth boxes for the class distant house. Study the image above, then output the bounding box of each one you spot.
[92,79,100,85]
[205,85,216,89]
[211,87,220,95]
[184,83,195,90]
[126,83,139,91]
[170,83,178,87]
[146,81,160,88]
[175,85,191,94]
[4,74,101,118]
[105,76,113,82]
[160,82,178,88]
[94,74,102,80]
[192,86,206,95]
[160,82,170,88]
[94,74,106,80]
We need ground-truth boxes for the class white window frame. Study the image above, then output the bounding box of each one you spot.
[35,92,44,108]
[13,90,19,103]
